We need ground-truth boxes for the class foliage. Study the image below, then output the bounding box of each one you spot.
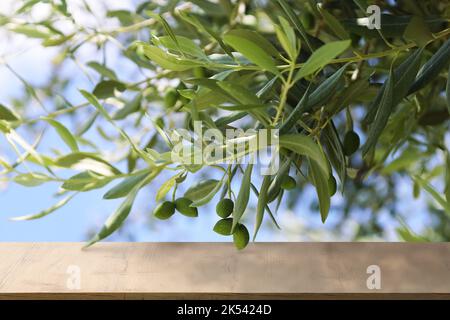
[1,0,450,248]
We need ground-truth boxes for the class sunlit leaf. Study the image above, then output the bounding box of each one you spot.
[11,194,76,221]
[223,29,279,74]
[294,40,351,81]
[43,118,79,152]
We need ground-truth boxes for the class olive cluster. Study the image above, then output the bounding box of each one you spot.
[153,197,198,219]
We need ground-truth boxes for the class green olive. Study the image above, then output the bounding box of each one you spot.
[328,175,337,196]
[213,218,233,236]
[233,224,250,250]
[281,176,296,190]
[164,88,178,108]
[343,130,360,156]
[300,11,315,30]
[175,197,198,217]
[216,198,234,218]
[153,201,175,220]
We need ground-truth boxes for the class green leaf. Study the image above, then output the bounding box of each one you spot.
[254,175,271,240]
[232,164,253,231]
[362,67,394,156]
[321,120,346,186]
[13,172,52,187]
[307,63,349,109]
[318,5,350,40]
[85,172,156,247]
[397,226,428,242]
[445,152,450,204]
[76,112,98,135]
[11,24,51,39]
[404,16,433,47]
[93,80,126,99]
[134,41,202,71]
[279,86,311,134]
[308,158,331,223]
[233,224,250,250]
[223,30,279,74]
[446,67,450,114]
[155,35,207,60]
[294,40,351,82]
[184,179,220,201]
[213,218,233,236]
[148,12,181,52]
[87,61,118,80]
[155,175,177,201]
[190,176,224,207]
[364,48,423,125]
[0,104,19,121]
[62,171,111,192]
[113,93,142,120]
[409,38,450,94]
[55,152,121,176]
[413,176,450,216]
[177,10,233,58]
[275,16,297,60]
[103,170,150,199]
[279,134,330,177]
[85,187,139,247]
[11,194,76,221]
[80,90,152,163]
[43,118,79,152]
[216,81,262,105]
[276,0,313,52]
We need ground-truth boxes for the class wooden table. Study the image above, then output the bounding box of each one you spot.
[0,243,449,299]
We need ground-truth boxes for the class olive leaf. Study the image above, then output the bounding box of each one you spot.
[409,38,450,94]
[279,134,330,177]
[87,61,118,80]
[56,152,121,176]
[276,0,313,52]
[362,67,394,156]
[318,5,350,40]
[253,175,271,240]
[412,176,450,217]
[184,179,220,201]
[63,171,111,192]
[321,120,346,186]
[232,164,253,231]
[155,174,177,201]
[0,104,20,121]
[93,80,126,99]
[307,63,349,110]
[13,172,52,187]
[294,40,351,82]
[103,170,151,199]
[113,93,142,120]
[190,175,225,207]
[446,66,450,114]
[445,152,450,204]
[11,194,76,221]
[85,172,157,247]
[308,158,331,223]
[223,29,279,74]
[403,16,433,47]
[43,118,79,152]
[155,35,207,60]
[364,48,423,125]
[133,41,202,71]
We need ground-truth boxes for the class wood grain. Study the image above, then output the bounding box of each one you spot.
[0,243,449,299]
